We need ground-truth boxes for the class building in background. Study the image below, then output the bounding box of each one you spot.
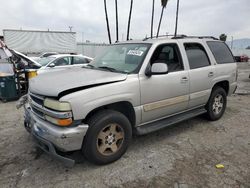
[77,42,109,58]
[3,29,77,56]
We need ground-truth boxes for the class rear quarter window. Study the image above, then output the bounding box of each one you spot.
[207,41,235,64]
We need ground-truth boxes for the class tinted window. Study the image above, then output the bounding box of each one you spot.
[151,44,183,72]
[73,57,88,64]
[184,43,210,69]
[207,41,234,64]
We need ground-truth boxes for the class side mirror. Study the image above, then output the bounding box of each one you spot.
[145,63,168,76]
[48,63,55,68]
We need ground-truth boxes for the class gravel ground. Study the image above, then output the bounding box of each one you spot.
[0,63,249,188]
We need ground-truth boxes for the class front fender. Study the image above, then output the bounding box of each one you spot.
[60,76,140,120]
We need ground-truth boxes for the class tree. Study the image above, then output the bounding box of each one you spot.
[104,0,112,44]
[219,34,227,42]
[151,0,155,38]
[174,0,180,37]
[115,0,119,42]
[156,0,170,38]
[127,0,133,40]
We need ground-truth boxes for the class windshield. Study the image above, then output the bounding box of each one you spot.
[37,57,56,66]
[89,43,151,73]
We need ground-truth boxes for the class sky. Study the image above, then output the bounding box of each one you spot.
[0,0,249,43]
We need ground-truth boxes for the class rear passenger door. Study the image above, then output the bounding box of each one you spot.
[183,43,215,108]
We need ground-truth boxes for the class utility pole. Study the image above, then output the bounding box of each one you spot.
[150,0,155,38]
[82,32,84,54]
[174,0,180,37]
[104,0,112,44]
[231,36,234,49]
[126,0,133,41]
[69,26,73,32]
[115,0,119,42]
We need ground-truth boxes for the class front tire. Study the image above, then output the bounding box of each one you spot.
[82,110,132,165]
[205,87,227,121]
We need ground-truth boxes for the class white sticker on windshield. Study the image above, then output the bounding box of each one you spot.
[127,50,144,56]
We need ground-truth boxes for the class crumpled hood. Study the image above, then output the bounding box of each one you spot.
[29,67,127,97]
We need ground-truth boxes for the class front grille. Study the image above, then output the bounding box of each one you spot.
[32,105,44,118]
[29,93,45,119]
[28,92,72,120]
[30,95,43,106]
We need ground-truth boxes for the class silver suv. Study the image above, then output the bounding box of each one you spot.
[23,36,237,166]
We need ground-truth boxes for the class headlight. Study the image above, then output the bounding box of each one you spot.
[45,115,72,126]
[44,98,71,111]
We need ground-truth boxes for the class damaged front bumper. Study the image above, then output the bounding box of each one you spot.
[24,104,88,167]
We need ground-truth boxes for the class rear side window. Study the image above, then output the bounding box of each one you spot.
[54,57,71,66]
[207,41,234,64]
[73,57,88,64]
[184,43,210,69]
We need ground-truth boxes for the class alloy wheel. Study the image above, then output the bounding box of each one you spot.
[212,94,224,115]
[96,123,124,156]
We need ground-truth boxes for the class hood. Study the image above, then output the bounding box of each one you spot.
[12,50,42,68]
[29,67,127,97]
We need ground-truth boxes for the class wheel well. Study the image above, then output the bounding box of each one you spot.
[213,81,229,95]
[84,101,136,127]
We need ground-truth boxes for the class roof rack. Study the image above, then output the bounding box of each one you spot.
[172,35,219,40]
[142,34,187,41]
[142,34,219,41]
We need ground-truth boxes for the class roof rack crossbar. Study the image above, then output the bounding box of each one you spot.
[172,35,219,40]
[142,34,187,41]
[142,34,219,41]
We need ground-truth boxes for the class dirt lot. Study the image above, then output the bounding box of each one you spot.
[0,63,250,188]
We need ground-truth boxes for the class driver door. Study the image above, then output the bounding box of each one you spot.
[139,43,190,123]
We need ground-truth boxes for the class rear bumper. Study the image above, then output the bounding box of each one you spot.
[24,104,88,166]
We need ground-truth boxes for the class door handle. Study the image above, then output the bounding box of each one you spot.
[208,72,214,77]
[180,77,188,83]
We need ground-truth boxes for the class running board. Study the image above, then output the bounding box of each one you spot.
[135,107,207,135]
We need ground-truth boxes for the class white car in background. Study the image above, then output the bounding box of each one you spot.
[30,52,59,61]
[37,54,93,74]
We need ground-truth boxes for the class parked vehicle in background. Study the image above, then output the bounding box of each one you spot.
[234,55,249,62]
[31,52,59,61]
[240,55,249,62]
[234,56,241,62]
[22,36,237,166]
[40,52,59,58]
[37,54,93,74]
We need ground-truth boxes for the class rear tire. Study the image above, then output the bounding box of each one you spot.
[205,86,227,121]
[82,110,132,165]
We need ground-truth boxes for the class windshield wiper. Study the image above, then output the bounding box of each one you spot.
[97,66,117,72]
[83,65,126,74]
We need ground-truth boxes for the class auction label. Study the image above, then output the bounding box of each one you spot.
[127,50,144,56]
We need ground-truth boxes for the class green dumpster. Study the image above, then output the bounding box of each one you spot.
[0,75,18,102]
[0,63,18,102]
